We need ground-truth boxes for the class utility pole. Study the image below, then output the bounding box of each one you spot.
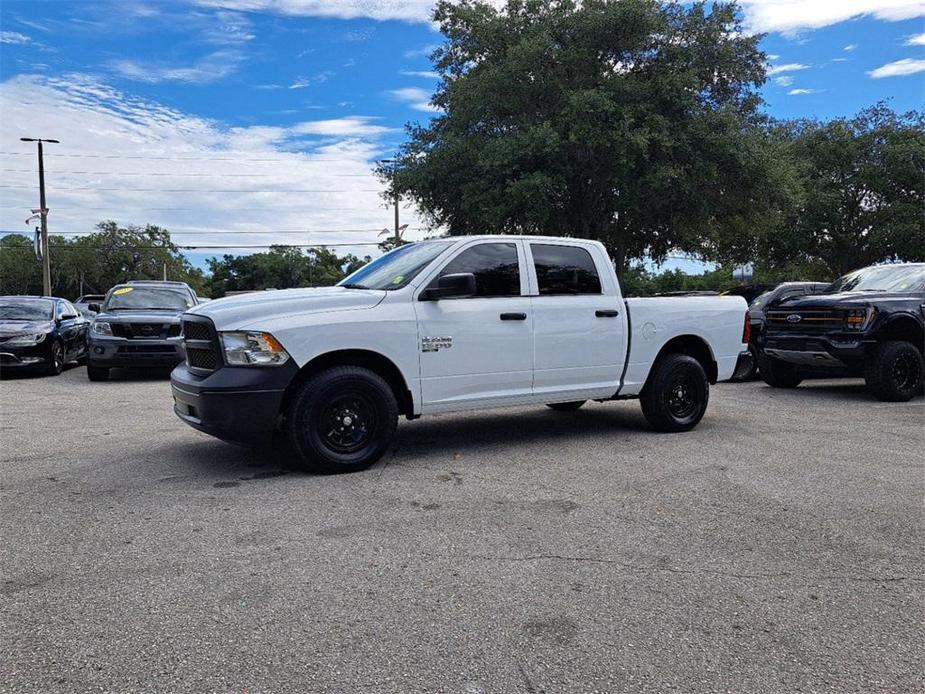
[380,159,400,245]
[20,137,59,296]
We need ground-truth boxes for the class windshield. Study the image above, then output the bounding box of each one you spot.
[0,298,54,321]
[104,286,193,311]
[826,265,925,294]
[338,241,454,290]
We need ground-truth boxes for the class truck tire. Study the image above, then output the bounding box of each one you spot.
[640,354,709,432]
[87,364,109,381]
[546,401,586,412]
[286,366,398,474]
[864,341,922,402]
[759,354,802,389]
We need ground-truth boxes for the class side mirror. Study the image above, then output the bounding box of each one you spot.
[420,272,477,301]
[60,313,78,321]
[88,303,101,313]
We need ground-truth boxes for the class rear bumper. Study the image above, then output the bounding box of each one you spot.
[170,361,298,444]
[89,336,184,368]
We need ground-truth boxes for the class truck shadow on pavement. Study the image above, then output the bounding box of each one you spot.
[162,403,665,482]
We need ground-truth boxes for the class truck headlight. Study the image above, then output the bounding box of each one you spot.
[219,331,290,366]
[92,321,113,336]
[5,332,47,346]
[845,308,875,331]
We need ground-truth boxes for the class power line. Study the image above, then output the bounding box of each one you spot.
[34,243,384,250]
[0,151,351,163]
[1,169,378,178]
[0,205,392,211]
[0,228,422,235]
[0,185,383,193]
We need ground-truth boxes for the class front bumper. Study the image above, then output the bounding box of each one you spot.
[0,341,52,369]
[761,332,871,369]
[88,336,184,368]
[170,361,298,444]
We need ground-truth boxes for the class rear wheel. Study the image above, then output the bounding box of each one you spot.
[759,354,802,389]
[640,354,709,432]
[286,366,398,474]
[87,364,110,381]
[864,341,922,402]
[546,401,586,412]
[43,341,64,376]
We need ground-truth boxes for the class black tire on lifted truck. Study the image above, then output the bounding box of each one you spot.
[286,365,398,474]
[640,353,709,432]
[759,353,803,389]
[864,340,922,402]
[87,364,109,381]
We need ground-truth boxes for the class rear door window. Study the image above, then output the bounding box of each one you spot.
[531,244,602,295]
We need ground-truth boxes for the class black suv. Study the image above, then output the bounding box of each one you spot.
[87,281,198,381]
[758,263,925,401]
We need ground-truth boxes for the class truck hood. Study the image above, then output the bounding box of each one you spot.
[777,291,924,309]
[187,286,387,331]
[94,309,184,323]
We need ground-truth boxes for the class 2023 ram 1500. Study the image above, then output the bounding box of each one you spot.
[170,236,748,472]
[759,262,925,401]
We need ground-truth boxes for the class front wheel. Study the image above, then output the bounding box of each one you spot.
[43,340,64,376]
[640,354,709,432]
[286,366,398,474]
[87,364,109,381]
[759,354,802,389]
[864,341,922,402]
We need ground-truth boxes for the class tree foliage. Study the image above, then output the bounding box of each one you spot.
[0,221,205,298]
[384,0,794,277]
[206,247,369,298]
[765,105,924,277]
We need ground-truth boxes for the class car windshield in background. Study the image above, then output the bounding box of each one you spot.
[338,241,453,290]
[0,299,54,321]
[826,265,925,294]
[105,287,193,311]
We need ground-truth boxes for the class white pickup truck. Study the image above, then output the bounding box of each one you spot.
[171,236,748,472]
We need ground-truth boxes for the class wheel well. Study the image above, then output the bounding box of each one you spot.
[651,335,718,384]
[880,316,924,352]
[281,349,414,417]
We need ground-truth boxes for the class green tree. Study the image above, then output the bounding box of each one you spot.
[771,105,924,277]
[384,0,792,279]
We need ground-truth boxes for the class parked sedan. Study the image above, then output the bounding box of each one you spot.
[0,296,90,375]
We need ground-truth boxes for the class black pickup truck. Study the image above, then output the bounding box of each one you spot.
[758,263,924,401]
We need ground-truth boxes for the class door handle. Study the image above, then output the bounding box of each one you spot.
[500,312,527,321]
[595,309,620,317]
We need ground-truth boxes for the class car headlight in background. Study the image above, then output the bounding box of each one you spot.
[92,321,113,336]
[845,307,876,331]
[4,332,47,346]
[220,331,290,366]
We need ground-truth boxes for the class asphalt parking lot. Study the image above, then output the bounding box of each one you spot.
[1,366,922,693]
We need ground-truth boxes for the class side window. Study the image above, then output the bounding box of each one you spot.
[436,243,521,298]
[532,244,602,295]
[56,301,70,319]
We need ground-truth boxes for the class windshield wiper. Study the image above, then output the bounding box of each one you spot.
[340,283,372,290]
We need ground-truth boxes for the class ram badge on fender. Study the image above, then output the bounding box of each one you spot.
[170,236,749,473]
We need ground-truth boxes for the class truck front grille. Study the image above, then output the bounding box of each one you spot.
[181,317,220,373]
[766,309,845,333]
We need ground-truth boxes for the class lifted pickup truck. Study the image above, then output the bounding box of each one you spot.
[170,236,748,472]
[759,263,925,401]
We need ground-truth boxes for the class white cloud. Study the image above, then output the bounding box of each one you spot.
[787,88,817,95]
[401,70,441,79]
[766,62,810,75]
[0,31,31,45]
[193,0,443,22]
[288,70,335,89]
[0,74,425,256]
[404,43,439,58]
[868,57,925,78]
[831,57,849,62]
[766,53,780,60]
[843,43,857,51]
[904,32,925,46]
[773,75,794,86]
[386,86,441,112]
[739,0,925,34]
[112,50,244,84]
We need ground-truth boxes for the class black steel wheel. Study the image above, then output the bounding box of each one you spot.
[287,366,398,473]
[640,353,709,432]
[865,341,922,402]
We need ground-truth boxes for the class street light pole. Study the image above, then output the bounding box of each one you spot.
[380,158,400,246]
[21,137,59,296]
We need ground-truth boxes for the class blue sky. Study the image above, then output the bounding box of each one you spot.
[1,0,923,273]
